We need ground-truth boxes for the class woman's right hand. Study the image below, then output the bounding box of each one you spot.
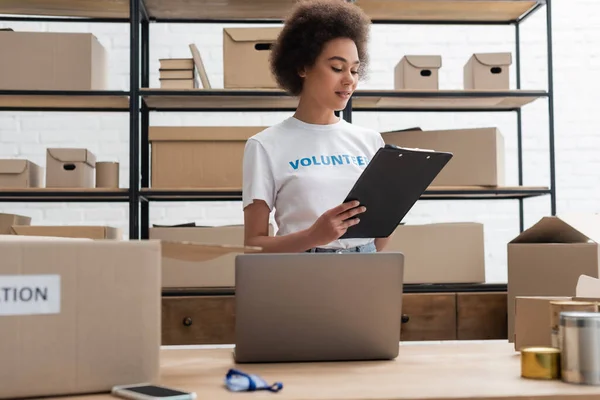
[308,200,367,246]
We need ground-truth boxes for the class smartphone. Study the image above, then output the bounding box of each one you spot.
[111,383,196,400]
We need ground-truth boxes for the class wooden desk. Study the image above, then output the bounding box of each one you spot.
[41,341,600,400]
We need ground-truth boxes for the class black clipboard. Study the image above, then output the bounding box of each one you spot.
[340,144,453,239]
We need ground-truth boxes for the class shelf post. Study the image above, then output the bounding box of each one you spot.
[515,23,524,233]
[129,0,141,239]
[545,0,557,216]
[140,6,150,240]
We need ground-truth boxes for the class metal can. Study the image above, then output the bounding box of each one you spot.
[550,301,598,349]
[560,311,600,385]
[521,347,561,380]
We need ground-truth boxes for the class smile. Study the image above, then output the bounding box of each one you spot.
[335,91,352,99]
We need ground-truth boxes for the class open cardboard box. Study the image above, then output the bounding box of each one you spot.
[514,274,600,351]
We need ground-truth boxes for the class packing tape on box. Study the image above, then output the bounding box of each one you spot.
[521,347,561,380]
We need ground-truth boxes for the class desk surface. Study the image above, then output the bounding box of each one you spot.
[42,341,600,400]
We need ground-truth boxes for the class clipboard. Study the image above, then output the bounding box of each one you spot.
[340,144,453,239]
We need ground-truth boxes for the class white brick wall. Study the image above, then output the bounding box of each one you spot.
[1,1,599,283]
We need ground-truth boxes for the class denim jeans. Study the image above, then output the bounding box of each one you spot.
[306,241,377,253]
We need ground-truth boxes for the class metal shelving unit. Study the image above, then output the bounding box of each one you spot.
[0,0,556,267]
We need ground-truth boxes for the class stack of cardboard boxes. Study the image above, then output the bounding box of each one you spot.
[158,58,197,89]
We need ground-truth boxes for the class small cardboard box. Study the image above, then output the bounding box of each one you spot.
[0,31,107,90]
[464,52,512,90]
[514,275,600,351]
[0,159,43,188]
[0,213,31,235]
[394,55,442,90]
[382,127,505,187]
[383,222,485,284]
[223,27,281,89]
[150,224,271,288]
[507,214,600,340]
[10,225,121,240]
[46,148,96,188]
[0,237,161,399]
[149,126,265,189]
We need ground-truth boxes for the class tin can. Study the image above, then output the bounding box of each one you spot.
[521,347,561,380]
[560,311,600,385]
[550,301,598,349]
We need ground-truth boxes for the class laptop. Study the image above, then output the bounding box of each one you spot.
[233,252,404,363]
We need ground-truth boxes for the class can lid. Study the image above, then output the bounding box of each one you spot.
[560,311,600,327]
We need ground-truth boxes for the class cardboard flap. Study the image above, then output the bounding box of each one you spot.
[404,55,442,69]
[161,241,262,262]
[381,127,423,135]
[47,148,96,167]
[576,275,600,298]
[224,27,280,43]
[148,126,265,142]
[474,52,512,67]
[510,215,600,244]
[0,159,28,174]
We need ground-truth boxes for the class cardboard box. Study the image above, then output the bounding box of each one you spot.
[149,126,265,189]
[150,224,271,288]
[46,148,96,188]
[0,31,107,90]
[394,55,442,90]
[464,52,512,90]
[383,222,485,284]
[223,27,281,89]
[0,159,43,188]
[0,213,31,235]
[507,214,600,340]
[514,275,600,351]
[10,225,121,239]
[0,237,161,399]
[382,127,505,187]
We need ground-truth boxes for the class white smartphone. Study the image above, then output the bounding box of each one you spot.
[111,383,196,400]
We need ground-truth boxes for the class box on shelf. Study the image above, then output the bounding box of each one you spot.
[507,214,600,340]
[0,31,107,90]
[464,52,512,90]
[10,225,121,240]
[0,159,43,188]
[0,213,31,235]
[149,126,266,189]
[149,224,272,288]
[0,237,161,399]
[382,127,505,187]
[394,55,442,90]
[223,27,281,89]
[96,161,119,188]
[382,222,485,284]
[46,148,96,188]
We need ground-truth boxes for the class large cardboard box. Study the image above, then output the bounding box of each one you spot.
[382,127,505,187]
[0,159,43,188]
[0,238,161,399]
[149,126,265,189]
[150,224,271,288]
[223,27,281,89]
[46,148,96,188]
[394,55,442,90]
[383,222,485,284]
[0,213,31,235]
[10,225,121,240]
[464,52,512,90]
[507,215,600,340]
[0,31,107,90]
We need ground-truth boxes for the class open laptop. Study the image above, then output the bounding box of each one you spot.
[233,252,404,363]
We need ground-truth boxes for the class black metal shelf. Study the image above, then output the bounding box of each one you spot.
[0,189,130,202]
[140,187,550,202]
[0,90,130,112]
[161,282,508,297]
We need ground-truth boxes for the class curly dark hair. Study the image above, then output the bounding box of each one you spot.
[269,0,371,96]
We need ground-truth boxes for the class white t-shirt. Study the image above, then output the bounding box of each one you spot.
[242,116,385,249]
